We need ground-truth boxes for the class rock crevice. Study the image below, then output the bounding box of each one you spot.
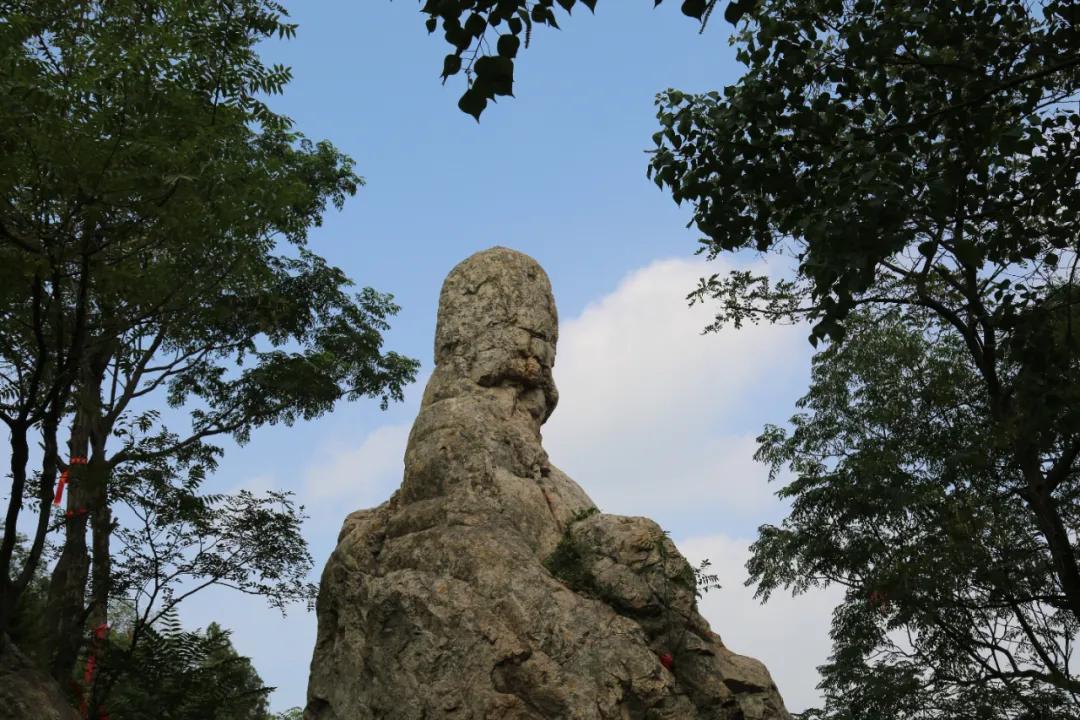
[305,247,790,720]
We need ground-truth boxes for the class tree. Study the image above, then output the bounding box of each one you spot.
[1,534,287,719]
[416,0,1080,714]
[91,480,314,716]
[3,534,51,667]
[0,0,419,694]
[750,308,1078,718]
[104,616,275,720]
[644,7,1079,714]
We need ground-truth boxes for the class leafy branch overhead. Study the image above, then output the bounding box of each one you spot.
[421,0,726,119]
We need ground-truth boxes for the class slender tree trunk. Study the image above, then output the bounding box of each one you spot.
[45,422,91,685]
[84,436,112,720]
[45,344,113,686]
[86,431,110,633]
[0,425,31,639]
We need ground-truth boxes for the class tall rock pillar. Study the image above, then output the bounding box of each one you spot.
[305,247,790,720]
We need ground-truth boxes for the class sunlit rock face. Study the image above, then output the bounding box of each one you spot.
[304,247,791,720]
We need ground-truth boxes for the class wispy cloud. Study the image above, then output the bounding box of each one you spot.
[543,257,806,531]
[302,422,411,506]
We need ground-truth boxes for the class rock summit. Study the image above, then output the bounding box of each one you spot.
[305,247,790,719]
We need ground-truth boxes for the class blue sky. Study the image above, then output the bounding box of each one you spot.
[13,2,842,714]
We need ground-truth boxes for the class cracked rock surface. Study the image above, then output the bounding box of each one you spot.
[304,247,791,720]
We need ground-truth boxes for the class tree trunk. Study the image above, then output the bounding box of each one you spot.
[86,433,110,633]
[45,346,113,688]
[1022,461,1080,621]
[0,426,31,639]
[44,424,90,685]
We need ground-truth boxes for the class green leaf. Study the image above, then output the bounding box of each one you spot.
[475,55,514,96]
[464,12,487,37]
[724,0,754,23]
[441,54,462,79]
[458,88,488,120]
[497,34,520,59]
[682,0,707,19]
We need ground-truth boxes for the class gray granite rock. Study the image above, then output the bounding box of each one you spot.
[305,247,790,720]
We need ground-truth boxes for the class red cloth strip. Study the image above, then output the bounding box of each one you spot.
[53,470,69,507]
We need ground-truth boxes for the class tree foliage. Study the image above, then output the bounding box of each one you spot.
[751,309,1079,718]
[0,0,419,699]
[647,3,1076,713]
[104,616,275,720]
[2,534,287,720]
[89,475,313,715]
[4,534,51,665]
[648,0,1078,338]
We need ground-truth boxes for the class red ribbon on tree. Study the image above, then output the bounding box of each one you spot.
[53,456,87,507]
[79,623,109,720]
[53,470,69,507]
[82,655,96,686]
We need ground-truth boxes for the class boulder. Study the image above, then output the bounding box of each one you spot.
[305,247,790,720]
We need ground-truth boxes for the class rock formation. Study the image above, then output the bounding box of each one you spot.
[0,635,80,720]
[305,247,790,720]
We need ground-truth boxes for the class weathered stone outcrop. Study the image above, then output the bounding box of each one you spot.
[0,636,80,720]
[305,247,790,720]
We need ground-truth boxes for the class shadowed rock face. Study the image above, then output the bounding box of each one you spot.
[305,247,791,720]
[1,636,80,720]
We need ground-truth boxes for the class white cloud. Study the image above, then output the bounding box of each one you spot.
[543,257,805,528]
[677,533,842,714]
[302,423,410,506]
[227,473,279,495]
